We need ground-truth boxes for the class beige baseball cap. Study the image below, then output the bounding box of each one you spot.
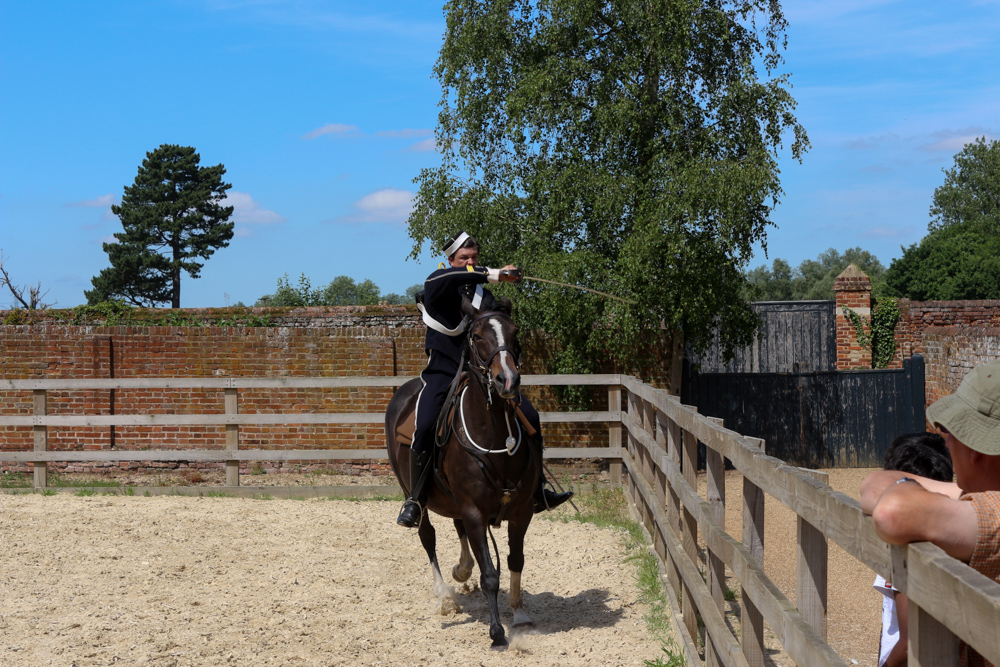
[927,359,1000,455]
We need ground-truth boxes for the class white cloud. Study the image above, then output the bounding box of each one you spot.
[408,137,438,152]
[223,191,286,237]
[337,188,414,224]
[303,123,359,140]
[920,132,995,152]
[67,193,116,208]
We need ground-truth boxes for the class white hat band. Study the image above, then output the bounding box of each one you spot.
[444,231,470,257]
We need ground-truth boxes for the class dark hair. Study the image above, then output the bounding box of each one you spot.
[883,432,952,482]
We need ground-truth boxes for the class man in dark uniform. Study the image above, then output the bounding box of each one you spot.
[397,231,574,528]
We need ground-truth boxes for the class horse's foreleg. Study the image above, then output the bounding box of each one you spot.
[451,520,475,583]
[418,517,459,614]
[464,515,507,649]
[507,517,533,629]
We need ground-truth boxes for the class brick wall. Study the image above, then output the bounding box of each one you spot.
[0,306,655,475]
[921,326,1000,408]
[833,267,1000,374]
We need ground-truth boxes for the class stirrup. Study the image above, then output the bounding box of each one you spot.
[397,499,423,528]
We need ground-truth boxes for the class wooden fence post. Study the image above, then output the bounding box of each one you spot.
[706,417,726,615]
[796,468,829,640]
[705,417,726,667]
[909,602,959,667]
[225,387,239,487]
[681,426,700,646]
[33,389,47,489]
[663,409,683,606]
[741,436,766,667]
[608,384,622,486]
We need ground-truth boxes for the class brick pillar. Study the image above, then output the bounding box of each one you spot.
[834,264,873,369]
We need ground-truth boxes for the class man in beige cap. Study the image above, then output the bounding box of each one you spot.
[861,358,1000,667]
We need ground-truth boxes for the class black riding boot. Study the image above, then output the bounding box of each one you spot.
[533,479,574,513]
[397,450,433,528]
[529,434,573,513]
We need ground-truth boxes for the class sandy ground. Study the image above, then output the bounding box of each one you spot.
[0,467,884,667]
[0,491,663,667]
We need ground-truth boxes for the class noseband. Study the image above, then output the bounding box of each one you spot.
[467,312,520,402]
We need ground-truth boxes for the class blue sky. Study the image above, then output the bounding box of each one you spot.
[1,1,997,309]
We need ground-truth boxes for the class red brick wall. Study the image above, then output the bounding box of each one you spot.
[0,307,649,475]
[921,326,1000,408]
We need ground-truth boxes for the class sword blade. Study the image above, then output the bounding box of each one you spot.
[522,276,636,305]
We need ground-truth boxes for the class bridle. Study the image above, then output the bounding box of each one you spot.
[466,311,521,405]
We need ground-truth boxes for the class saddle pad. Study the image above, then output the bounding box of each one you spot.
[394,410,416,447]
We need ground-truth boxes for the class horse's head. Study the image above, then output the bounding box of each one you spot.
[462,295,521,400]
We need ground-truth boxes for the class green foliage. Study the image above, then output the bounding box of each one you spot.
[884,225,1000,300]
[255,274,421,307]
[884,138,1000,301]
[747,248,886,301]
[3,308,28,325]
[929,136,1000,234]
[842,297,901,369]
[49,301,271,327]
[86,144,235,308]
[408,0,808,375]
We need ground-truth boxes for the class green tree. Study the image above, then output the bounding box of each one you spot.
[884,224,1000,300]
[408,0,808,376]
[746,248,886,301]
[86,144,234,308]
[929,137,1000,234]
[254,275,418,306]
[381,284,424,305]
[884,138,1000,300]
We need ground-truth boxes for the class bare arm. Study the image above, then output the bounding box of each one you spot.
[861,470,962,514]
[868,482,978,561]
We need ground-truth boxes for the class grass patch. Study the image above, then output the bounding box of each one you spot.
[48,472,119,488]
[556,484,686,666]
[0,472,31,488]
[331,492,405,502]
[74,488,97,497]
[39,488,58,496]
[251,493,274,500]
[205,490,234,498]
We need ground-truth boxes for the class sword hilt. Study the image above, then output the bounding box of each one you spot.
[499,268,524,281]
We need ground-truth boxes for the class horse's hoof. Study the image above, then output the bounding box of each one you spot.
[512,621,535,631]
[452,564,472,583]
[490,640,508,652]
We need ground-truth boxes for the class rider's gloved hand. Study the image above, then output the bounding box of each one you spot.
[499,265,523,283]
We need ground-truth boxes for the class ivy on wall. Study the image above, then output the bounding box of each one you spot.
[842,297,901,369]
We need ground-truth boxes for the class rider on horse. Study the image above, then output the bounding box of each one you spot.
[396,231,574,528]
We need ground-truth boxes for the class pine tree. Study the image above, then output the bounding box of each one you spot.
[86,144,234,308]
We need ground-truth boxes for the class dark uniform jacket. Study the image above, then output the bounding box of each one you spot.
[418,265,494,360]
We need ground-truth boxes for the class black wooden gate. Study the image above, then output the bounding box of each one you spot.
[693,301,836,374]
[682,356,926,468]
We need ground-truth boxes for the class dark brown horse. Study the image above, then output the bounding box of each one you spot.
[385,297,542,650]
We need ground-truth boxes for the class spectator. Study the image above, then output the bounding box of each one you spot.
[874,432,952,667]
[861,358,1000,667]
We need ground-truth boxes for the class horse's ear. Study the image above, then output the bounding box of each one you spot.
[460,296,479,319]
[497,296,513,315]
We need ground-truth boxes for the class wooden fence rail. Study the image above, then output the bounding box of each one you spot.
[3,373,1000,664]
[0,375,622,488]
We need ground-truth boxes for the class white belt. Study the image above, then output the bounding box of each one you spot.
[417,303,468,336]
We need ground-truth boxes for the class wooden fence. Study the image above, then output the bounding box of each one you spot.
[618,374,1000,666]
[0,375,623,489]
[2,374,1000,664]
